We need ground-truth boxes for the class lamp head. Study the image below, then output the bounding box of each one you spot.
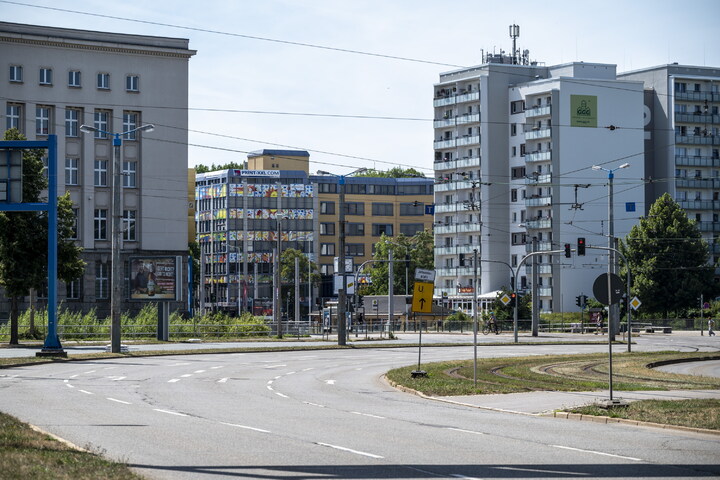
[79,124,97,134]
[139,124,155,133]
[591,165,601,171]
[618,163,630,169]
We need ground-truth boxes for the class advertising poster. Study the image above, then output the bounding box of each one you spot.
[130,257,177,300]
[570,94,597,127]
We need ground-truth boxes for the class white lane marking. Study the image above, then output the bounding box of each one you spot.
[450,475,483,479]
[551,445,642,462]
[107,398,131,405]
[315,442,383,459]
[494,466,590,476]
[63,379,69,383]
[83,370,96,374]
[350,412,385,419]
[286,371,296,375]
[108,376,126,381]
[69,374,78,379]
[265,364,287,369]
[274,375,282,380]
[102,366,118,370]
[65,383,75,389]
[303,401,325,408]
[355,368,363,371]
[267,380,274,385]
[275,392,289,398]
[267,385,274,391]
[218,378,229,383]
[180,374,193,378]
[78,389,93,395]
[297,355,319,359]
[168,379,180,383]
[194,370,206,374]
[325,380,336,385]
[447,427,485,436]
[154,409,188,417]
[302,367,314,372]
[170,362,192,366]
[210,366,224,370]
[220,422,271,433]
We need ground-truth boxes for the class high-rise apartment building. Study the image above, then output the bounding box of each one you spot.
[618,64,720,268]
[1,22,194,316]
[433,54,645,312]
[194,150,434,316]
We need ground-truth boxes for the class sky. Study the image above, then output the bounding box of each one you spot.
[3,0,720,176]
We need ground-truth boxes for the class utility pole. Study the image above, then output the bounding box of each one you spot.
[531,237,539,336]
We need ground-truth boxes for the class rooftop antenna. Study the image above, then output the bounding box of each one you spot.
[509,24,520,64]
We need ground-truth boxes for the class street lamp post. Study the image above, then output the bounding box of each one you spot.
[80,123,154,354]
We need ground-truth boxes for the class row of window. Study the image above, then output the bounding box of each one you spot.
[6,103,142,139]
[318,202,425,216]
[316,183,431,195]
[64,158,137,187]
[319,222,411,237]
[88,208,137,242]
[9,65,140,92]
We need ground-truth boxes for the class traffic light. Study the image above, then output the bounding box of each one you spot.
[576,295,582,307]
[358,296,364,308]
[582,295,588,307]
[564,243,571,258]
[577,237,586,256]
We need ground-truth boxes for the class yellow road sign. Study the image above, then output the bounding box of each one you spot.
[412,281,434,313]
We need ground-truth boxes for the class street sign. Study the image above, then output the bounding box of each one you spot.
[425,205,435,215]
[592,273,624,306]
[415,268,436,282]
[630,296,642,310]
[371,299,378,307]
[411,281,433,313]
[499,294,511,306]
[704,302,711,310]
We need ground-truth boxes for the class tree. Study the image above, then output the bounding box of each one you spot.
[0,129,85,344]
[361,230,434,296]
[195,162,244,174]
[619,193,716,318]
[490,288,531,321]
[279,248,321,318]
[354,167,426,178]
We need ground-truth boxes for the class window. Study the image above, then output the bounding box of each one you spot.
[511,167,526,179]
[94,110,109,138]
[345,184,367,194]
[65,108,80,137]
[97,72,110,89]
[122,161,136,187]
[372,224,393,236]
[511,146,517,157]
[320,264,334,275]
[35,106,51,135]
[65,157,79,185]
[511,189,518,202]
[6,104,21,131]
[95,261,109,299]
[520,144,526,156]
[399,223,423,236]
[368,184,395,195]
[371,203,393,216]
[320,201,335,214]
[320,223,335,235]
[126,75,139,92]
[123,210,136,241]
[675,82,687,93]
[400,203,423,216]
[320,243,335,256]
[346,223,365,236]
[68,70,81,87]
[39,67,52,85]
[70,207,79,239]
[66,278,81,300]
[344,202,364,216]
[94,209,108,240]
[346,244,364,256]
[510,100,525,114]
[511,123,517,136]
[318,182,337,193]
[9,65,22,82]
[123,112,138,139]
[94,160,108,186]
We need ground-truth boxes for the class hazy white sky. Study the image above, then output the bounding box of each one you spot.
[4,0,719,175]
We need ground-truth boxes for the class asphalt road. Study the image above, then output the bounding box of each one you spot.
[1,333,719,479]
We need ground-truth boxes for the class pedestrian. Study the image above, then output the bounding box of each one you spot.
[709,318,716,337]
[595,312,603,335]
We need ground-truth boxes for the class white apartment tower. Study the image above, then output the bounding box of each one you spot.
[433,52,645,313]
[1,22,195,316]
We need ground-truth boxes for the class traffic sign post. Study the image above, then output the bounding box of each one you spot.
[410,281,433,379]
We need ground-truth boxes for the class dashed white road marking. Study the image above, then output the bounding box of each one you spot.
[351,412,385,419]
[315,442,383,459]
[447,427,485,436]
[107,376,126,381]
[551,445,642,462]
[170,362,192,366]
[78,389,93,395]
[180,374,193,378]
[210,366,224,370]
[218,378,229,383]
[83,370,96,374]
[220,422,271,433]
[265,364,287,369]
[65,383,74,389]
[302,367,314,372]
[275,392,289,398]
[494,466,590,475]
[107,398,131,405]
[168,379,180,383]
[303,401,325,408]
[154,409,187,417]
[325,380,336,385]
[194,370,206,374]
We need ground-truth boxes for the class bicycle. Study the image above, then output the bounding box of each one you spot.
[482,320,501,335]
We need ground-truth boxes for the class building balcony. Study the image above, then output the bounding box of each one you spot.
[433,96,456,107]
[456,135,481,146]
[434,203,466,214]
[434,223,483,235]
[674,112,718,124]
[434,156,481,172]
[525,264,553,275]
[433,118,456,128]
[697,221,720,232]
[434,244,480,256]
[525,195,552,207]
[525,173,552,185]
[678,200,720,210]
[537,287,553,297]
[525,151,552,163]
[456,91,480,103]
[525,241,553,253]
[525,218,552,230]
[525,105,551,118]
[675,155,720,168]
[675,91,719,102]
[456,113,481,126]
[675,134,720,145]
[434,180,473,192]
[676,178,720,189]
[434,138,457,149]
[525,127,552,140]
[436,266,476,277]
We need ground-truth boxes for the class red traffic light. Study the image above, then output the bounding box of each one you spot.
[577,237,586,256]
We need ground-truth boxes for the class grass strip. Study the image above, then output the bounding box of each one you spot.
[0,412,145,480]
[567,399,720,430]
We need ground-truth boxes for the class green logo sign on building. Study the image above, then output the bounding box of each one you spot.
[570,95,597,127]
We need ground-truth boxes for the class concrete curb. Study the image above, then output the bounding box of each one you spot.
[28,423,91,453]
[548,410,720,436]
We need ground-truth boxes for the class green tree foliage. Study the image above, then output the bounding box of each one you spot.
[619,193,715,318]
[354,167,426,178]
[0,129,85,344]
[490,288,532,321]
[361,230,434,296]
[279,248,321,317]
[195,161,244,174]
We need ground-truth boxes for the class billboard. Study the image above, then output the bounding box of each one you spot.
[570,95,597,128]
[130,257,178,300]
